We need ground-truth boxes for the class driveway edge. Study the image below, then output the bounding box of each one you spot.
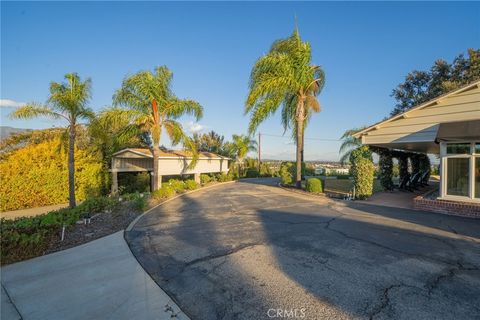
[126,180,238,231]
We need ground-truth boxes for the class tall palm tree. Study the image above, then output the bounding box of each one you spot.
[339,127,365,165]
[232,134,257,163]
[113,66,203,191]
[10,73,94,208]
[245,28,325,188]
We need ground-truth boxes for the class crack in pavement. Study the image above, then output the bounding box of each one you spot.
[426,261,480,295]
[164,242,264,282]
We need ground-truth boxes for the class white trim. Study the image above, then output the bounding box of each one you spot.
[353,81,480,138]
[439,141,479,201]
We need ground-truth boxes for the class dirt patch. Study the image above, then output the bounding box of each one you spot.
[46,205,141,254]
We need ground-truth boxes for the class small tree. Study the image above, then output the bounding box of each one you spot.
[350,146,374,199]
[10,73,94,208]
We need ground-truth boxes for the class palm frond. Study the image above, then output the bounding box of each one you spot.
[9,103,67,121]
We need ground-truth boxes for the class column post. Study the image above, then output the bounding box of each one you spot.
[194,173,201,184]
[112,170,118,195]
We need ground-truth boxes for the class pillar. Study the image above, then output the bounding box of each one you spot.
[112,171,118,195]
[194,173,201,184]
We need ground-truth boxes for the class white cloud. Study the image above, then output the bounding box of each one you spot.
[185,121,206,133]
[0,99,26,108]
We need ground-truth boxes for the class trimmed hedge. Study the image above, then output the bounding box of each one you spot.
[350,146,375,199]
[0,137,105,211]
[306,178,323,193]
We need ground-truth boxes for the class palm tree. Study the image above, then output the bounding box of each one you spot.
[339,127,365,165]
[113,66,203,191]
[245,28,325,188]
[10,73,94,208]
[232,134,257,163]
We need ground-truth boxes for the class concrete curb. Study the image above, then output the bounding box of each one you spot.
[125,180,238,232]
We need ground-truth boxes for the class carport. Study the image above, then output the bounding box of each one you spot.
[354,81,480,213]
[110,148,229,193]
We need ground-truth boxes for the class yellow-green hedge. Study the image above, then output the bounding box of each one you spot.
[0,138,105,211]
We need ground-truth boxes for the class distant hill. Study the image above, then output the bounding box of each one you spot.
[0,126,31,141]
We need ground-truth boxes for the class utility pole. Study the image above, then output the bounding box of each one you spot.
[258,132,261,171]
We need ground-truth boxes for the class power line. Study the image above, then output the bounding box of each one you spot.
[259,133,341,142]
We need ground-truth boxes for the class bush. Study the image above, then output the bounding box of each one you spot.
[184,179,199,190]
[132,194,147,211]
[377,148,394,191]
[200,174,212,184]
[245,168,260,178]
[167,179,185,193]
[280,162,295,185]
[350,146,375,200]
[0,136,105,211]
[152,186,176,199]
[306,178,323,193]
[216,172,231,182]
[335,175,351,180]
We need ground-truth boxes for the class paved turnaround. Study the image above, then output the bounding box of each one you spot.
[1,231,188,320]
[126,178,480,320]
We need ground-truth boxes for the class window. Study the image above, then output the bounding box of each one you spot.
[447,158,469,197]
[447,143,471,154]
[442,142,480,201]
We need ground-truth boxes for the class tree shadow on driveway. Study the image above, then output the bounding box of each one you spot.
[126,182,480,320]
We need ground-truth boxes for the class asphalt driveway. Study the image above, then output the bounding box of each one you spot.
[126,178,480,320]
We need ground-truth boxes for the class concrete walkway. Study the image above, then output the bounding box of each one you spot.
[1,203,68,220]
[1,231,189,320]
[363,182,438,210]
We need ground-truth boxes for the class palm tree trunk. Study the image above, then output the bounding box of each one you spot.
[301,128,305,181]
[152,145,161,191]
[68,124,76,208]
[295,101,304,189]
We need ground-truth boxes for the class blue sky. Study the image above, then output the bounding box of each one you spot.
[1,1,479,161]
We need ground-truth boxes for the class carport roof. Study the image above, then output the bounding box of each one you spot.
[352,81,480,154]
[112,148,230,160]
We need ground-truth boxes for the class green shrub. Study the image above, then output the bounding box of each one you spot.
[132,194,147,211]
[335,175,351,180]
[306,178,323,193]
[245,168,260,178]
[280,162,295,185]
[216,172,231,182]
[184,179,199,190]
[0,137,105,211]
[168,179,185,193]
[377,148,394,191]
[200,174,212,184]
[152,186,176,199]
[350,146,375,200]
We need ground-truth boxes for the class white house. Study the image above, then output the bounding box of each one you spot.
[110,148,230,193]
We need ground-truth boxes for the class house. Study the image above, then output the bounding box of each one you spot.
[110,148,230,193]
[353,81,480,215]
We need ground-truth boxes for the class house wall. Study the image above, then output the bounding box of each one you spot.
[363,85,480,145]
[157,158,228,175]
[111,156,228,174]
